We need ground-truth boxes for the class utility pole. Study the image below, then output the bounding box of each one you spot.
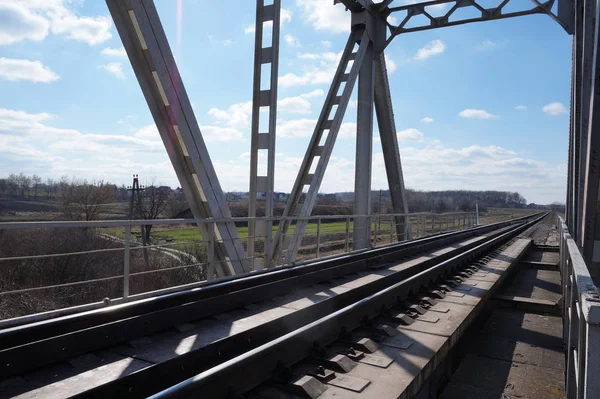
[127,174,145,219]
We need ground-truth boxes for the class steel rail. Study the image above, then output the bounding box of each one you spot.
[147,212,547,399]
[67,216,546,398]
[0,217,540,382]
[0,212,539,350]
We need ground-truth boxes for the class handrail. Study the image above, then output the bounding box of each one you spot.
[558,216,600,398]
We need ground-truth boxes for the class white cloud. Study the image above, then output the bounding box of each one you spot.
[0,1,112,46]
[279,51,342,87]
[421,117,434,123]
[208,101,252,131]
[397,128,424,142]
[0,2,49,45]
[414,40,446,61]
[385,55,397,73]
[458,109,498,119]
[476,40,496,51]
[101,47,126,57]
[280,8,293,24]
[277,118,355,139]
[278,89,324,114]
[133,124,158,139]
[296,0,349,33]
[98,62,125,79]
[0,58,59,82]
[0,108,567,203]
[244,8,292,34]
[514,105,528,111]
[284,34,299,47]
[321,40,332,48]
[400,1,448,13]
[543,102,568,116]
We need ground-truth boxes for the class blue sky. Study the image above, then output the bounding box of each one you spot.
[0,0,571,204]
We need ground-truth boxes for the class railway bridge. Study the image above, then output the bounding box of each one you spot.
[0,0,599,398]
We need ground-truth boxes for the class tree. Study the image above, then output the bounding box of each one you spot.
[31,175,41,200]
[45,178,55,200]
[60,179,116,221]
[0,179,7,199]
[133,183,172,243]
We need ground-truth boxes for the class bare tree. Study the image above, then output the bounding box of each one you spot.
[0,179,7,199]
[60,179,116,221]
[31,175,41,200]
[133,182,172,243]
[45,178,55,200]
[13,173,31,199]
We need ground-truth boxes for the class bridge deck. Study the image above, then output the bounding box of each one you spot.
[441,219,565,399]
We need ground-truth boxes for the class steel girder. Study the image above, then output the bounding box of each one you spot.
[248,0,281,269]
[580,0,600,274]
[384,0,573,41]
[271,27,372,264]
[106,0,249,277]
[272,9,412,264]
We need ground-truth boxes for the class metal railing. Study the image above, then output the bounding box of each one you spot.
[558,217,600,399]
[0,211,476,322]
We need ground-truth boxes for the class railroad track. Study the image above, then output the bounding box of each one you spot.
[0,212,546,398]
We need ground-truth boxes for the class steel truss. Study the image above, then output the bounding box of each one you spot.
[108,0,585,274]
[270,13,412,265]
[570,0,600,277]
[106,0,249,277]
[248,0,281,269]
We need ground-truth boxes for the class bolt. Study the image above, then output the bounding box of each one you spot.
[348,347,356,356]
[317,365,325,375]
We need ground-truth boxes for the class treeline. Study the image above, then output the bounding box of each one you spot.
[404,189,527,213]
[0,173,131,201]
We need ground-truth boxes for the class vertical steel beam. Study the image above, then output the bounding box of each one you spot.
[248,0,280,269]
[373,53,410,240]
[573,0,584,243]
[272,28,370,264]
[353,41,375,250]
[106,0,248,276]
[582,0,600,275]
[578,0,595,244]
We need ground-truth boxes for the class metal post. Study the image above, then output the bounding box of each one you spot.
[316,218,321,258]
[123,225,131,299]
[248,0,280,269]
[373,215,379,247]
[476,202,480,225]
[106,0,248,277]
[374,52,410,241]
[353,35,374,251]
[272,28,370,264]
[345,216,350,252]
[207,222,215,281]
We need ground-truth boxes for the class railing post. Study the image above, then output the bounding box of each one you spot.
[373,215,379,247]
[316,218,321,258]
[431,213,434,234]
[123,224,131,300]
[345,217,350,252]
[207,222,215,281]
[476,202,480,225]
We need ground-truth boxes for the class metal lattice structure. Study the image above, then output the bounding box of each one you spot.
[106,0,600,283]
[106,0,249,277]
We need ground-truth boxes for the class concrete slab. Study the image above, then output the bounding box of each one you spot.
[466,334,564,370]
[316,329,449,399]
[449,354,564,398]
[481,309,563,349]
[500,268,562,303]
[1,352,151,399]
